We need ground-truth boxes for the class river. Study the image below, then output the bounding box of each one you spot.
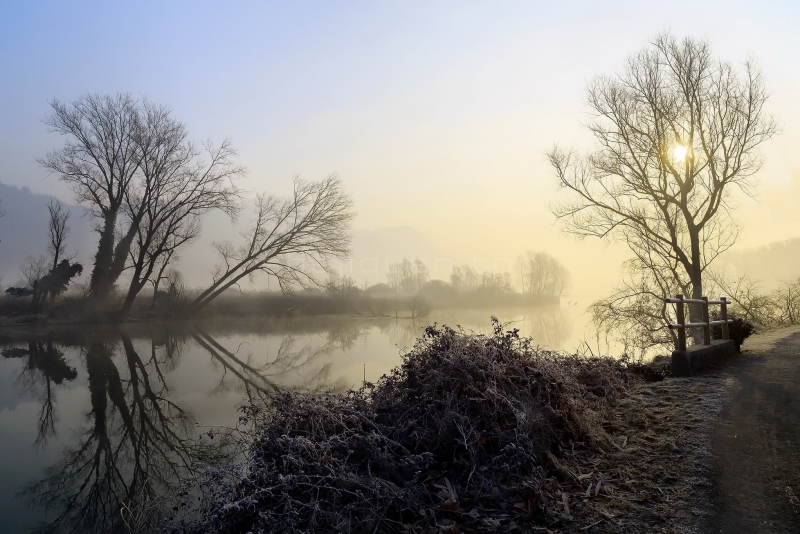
[0,305,601,532]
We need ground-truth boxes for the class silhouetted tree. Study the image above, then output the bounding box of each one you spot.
[188,176,354,314]
[40,94,242,304]
[30,259,83,313]
[47,200,70,272]
[40,94,143,300]
[120,129,241,317]
[5,287,33,298]
[550,33,778,334]
[516,251,570,297]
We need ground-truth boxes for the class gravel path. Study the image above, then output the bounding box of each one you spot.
[705,329,800,533]
[563,326,800,534]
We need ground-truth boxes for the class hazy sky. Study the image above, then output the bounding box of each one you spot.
[1,1,799,298]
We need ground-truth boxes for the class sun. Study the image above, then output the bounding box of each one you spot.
[672,144,688,162]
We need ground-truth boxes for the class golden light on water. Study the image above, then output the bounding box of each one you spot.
[673,144,688,162]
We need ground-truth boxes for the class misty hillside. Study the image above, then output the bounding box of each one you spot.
[0,181,95,285]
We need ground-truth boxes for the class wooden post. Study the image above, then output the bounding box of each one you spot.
[701,296,711,345]
[675,294,686,352]
[720,297,729,340]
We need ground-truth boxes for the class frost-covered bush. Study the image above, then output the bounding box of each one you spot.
[168,321,642,533]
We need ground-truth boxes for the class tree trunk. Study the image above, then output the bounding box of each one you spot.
[119,277,148,318]
[106,222,140,290]
[688,256,704,344]
[90,213,118,299]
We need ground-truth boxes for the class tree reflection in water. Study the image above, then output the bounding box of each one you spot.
[2,342,78,448]
[375,307,572,351]
[5,309,570,532]
[194,332,335,399]
[12,329,335,533]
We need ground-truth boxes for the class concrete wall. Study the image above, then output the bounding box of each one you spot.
[671,339,737,377]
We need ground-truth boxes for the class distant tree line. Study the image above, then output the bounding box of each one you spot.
[378,252,568,298]
[290,253,569,319]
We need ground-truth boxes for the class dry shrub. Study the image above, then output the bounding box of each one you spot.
[170,320,644,533]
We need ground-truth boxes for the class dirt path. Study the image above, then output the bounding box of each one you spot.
[705,328,800,533]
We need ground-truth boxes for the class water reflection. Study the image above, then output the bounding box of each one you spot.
[194,331,336,398]
[0,306,574,532]
[2,342,78,448]
[21,336,202,533]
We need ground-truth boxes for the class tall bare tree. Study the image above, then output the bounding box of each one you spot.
[40,94,142,299]
[188,176,354,314]
[550,33,778,328]
[40,94,241,308]
[120,126,242,316]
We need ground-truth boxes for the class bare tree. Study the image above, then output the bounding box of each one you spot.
[40,94,241,308]
[188,176,355,314]
[516,251,570,297]
[774,278,800,326]
[707,270,778,328]
[21,255,49,289]
[40,94,143,299]
[387,258,429,293]
[450,264,479,292]
[47,200,70,271]
[550,33,778,327]
[120,132,242,316]
[589,261,678,355]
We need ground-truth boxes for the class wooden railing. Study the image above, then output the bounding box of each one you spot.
[665,295,733,352]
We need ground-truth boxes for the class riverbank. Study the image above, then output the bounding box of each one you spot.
[0,289,561,325]
[167,321,665,532]
[560,325,800,533]
[163,325,800,533]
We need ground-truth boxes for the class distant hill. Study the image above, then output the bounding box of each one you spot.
[0,181,95,286]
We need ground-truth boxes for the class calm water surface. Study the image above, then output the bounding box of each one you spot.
[0,306,592,533]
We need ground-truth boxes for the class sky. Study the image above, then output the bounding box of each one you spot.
[1,0,799,300]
